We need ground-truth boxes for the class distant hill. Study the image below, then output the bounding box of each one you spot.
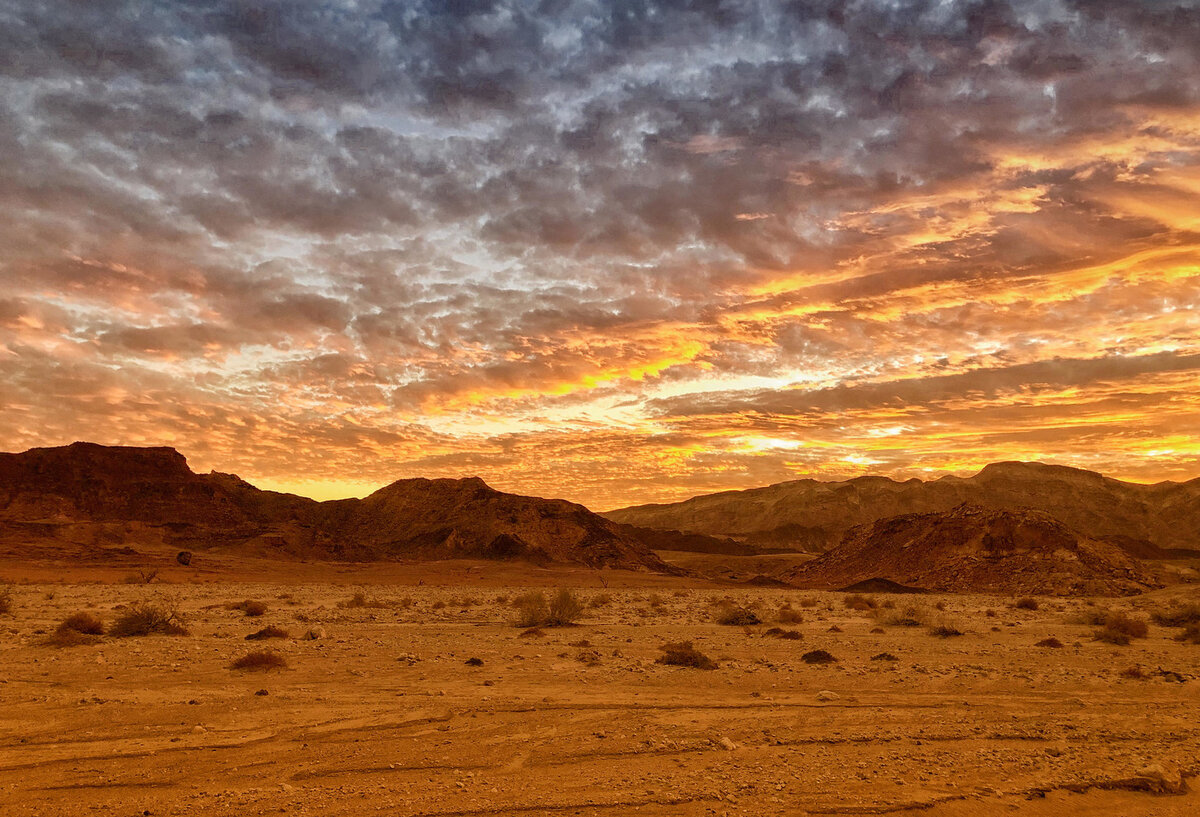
[0,442,678,571]
[604,462,1200,554]
[780,504,1159,596]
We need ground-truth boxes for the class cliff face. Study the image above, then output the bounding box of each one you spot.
[780,504,1160,596]
[0,443,670,571]
[604,461,1200,554]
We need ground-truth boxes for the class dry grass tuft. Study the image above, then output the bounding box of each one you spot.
[871,652,898,661]
[588,593,613,608]
[1091,611,1149,645]
[0,583,12,616]
[1035,637,1064,648]
[111,601,189,637]
[512,590,584,627]
[1151,604,1200,628]
[246,625,289,640]
[843,594,876,611]
[229,599,269,617]
[776,605,804,624]
[1014,597,1040,611]
[801,649,837,664]
[714,605,760,626]
[656,641,717,670]
[929,622,964,638]
[60,611,104,635]
[230,650,287,671]
[763,627,802,640]
[1175,624,1200,644]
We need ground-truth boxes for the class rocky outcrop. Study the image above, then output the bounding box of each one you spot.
[780,504,1159,596]
[604,461,1200,554]
[0,442,671,571]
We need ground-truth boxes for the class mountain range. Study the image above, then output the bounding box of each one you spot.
[604,461,1200,556]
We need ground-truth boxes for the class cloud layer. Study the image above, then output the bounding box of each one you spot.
[2,0,1199,507]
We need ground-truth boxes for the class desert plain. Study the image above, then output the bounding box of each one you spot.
[2,553,1198,817]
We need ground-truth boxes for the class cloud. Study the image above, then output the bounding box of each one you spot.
[1,0,1199,506]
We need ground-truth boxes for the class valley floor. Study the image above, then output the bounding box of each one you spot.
[1,567,1198,816]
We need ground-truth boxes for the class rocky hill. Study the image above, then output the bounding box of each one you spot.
[0,442,673,571]
[780,504,1159,596]
[604,461,1200,554]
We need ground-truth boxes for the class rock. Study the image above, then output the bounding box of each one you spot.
[1128,763,1187,794]
[303,627,326,640]
[717,736,738,751]
[816,690,840,701]
[175,551,192,566]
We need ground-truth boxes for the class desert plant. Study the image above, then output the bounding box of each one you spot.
[1035,637,1064,648]
[871,652,898,661]
[656,641,717,670]
[246,625,288,640]
[588,592,612,608]
[110,601,189,637]
[801,649,837,664]
[763,627,802,640]
[545,589,584,626]
[60,611,104,635]
[1092,611,1149,645]
[1151,604,1200,628]
[715,605,760,626]
[1176,625,1200,644]
[0,583,12,616]
[843,594,876,611]
[777,605,804,624]
[929,623,964,638]
[229,600,268,617]
[1118,665,1147,680]
[230,650,287,671]
[512,591,549,627]
[1014,597,1040,611]
[339,592,369,608]
[877,605,926,627]
[798,596,818,608]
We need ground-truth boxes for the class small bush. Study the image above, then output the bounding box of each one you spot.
[111,601,189,637]
[60,612,104,635]
[843,594,876,611]
[339,592,369,609]
[777,605,804,624]
[764,627,802,640]
[1035,637,1064,648]
[431,600,446,610]
[464,657,484,666]
[229,600,268,617]
[588,593,613,608]
[871,652,898,661]
[656,641,717,670]
[1092,611,1148,645]
[801,649,837,664]
[546,589,584,626]
[1176,625,1200,644]
[1151,604,1200,628]
[1014,597,1040,611]
[0,584,11,615]
[878,605,926,627]
[929,622,964,638]
[798,597,818,608]
[230,650,287,671]
[246,625,288,640]
[715,605,760,626]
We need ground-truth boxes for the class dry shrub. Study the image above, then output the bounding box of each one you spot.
[715,605,760,626]
[246,625,288,640]
[843,594,876,611]
[878,605,926,627]
[801,649,837,664]
[1035,637,1064,648]
[512,590,583,627]
[431,600,446,610]
[339,592,369,608]
[871,652,898,661]
[929,620,964,638]
[60,611,104,635]
[111,601,189,637]
[588,593,613,608]
[230,600,268,617]
[1092,611,1149,645]
[121,569,159,585]
[230,650,287,671]
[763,627,802,640]
[464,657,484,666]
[656,641,717,670]
[1118,665,1147,680]
[0,583,11,615]
[1014,597,1040,611]
[777,605,804,624]
[1176,625,1200,644]
[1151,604,1200,627]
[798,597,819,608]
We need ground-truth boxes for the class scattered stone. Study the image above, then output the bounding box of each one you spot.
[816,690,840,701]
[302,627,326,640]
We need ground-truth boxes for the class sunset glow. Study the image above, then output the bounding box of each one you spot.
[2,2,1199,508]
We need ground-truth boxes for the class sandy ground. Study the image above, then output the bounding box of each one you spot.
[1,560,1198,816]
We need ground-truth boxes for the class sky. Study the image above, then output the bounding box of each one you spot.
[2,0,1199,509]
